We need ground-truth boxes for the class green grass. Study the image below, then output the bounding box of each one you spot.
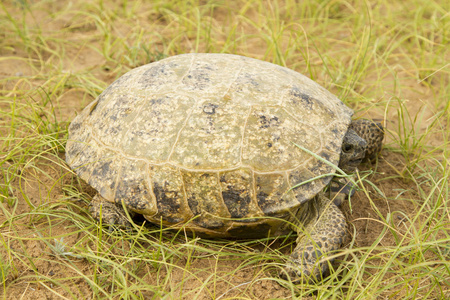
[1,0,449,299]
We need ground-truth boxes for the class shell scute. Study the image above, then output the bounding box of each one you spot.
[120,93,195,161]
[67,138,99,184]
[148,164,188,224]
[254,172,297,216]
[183,171,228,229]
[88,148,120,201]
[137,60,187,92]
[219,168,262,220]
[114,157,155,214]
[169,96,247,169]
[242,106,320,172]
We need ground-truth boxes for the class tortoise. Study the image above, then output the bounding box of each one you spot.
[65,53,383,281]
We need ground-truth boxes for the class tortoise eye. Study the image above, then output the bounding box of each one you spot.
[343,144,353,153]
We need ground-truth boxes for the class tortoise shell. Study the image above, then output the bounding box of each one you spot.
[66,53,353,237]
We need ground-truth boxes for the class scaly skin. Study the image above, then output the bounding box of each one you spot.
[349,119,384,162]
[89,195,133,226]
[281,119,383,282]
[282,193,347,282]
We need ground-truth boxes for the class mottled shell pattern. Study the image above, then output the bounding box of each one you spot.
[66,53,353,237]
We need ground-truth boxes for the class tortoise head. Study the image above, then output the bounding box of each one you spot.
[338,129,367,173]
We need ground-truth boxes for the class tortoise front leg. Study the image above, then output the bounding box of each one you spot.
[282,193,347,282]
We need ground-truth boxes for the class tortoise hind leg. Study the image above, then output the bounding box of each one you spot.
[89,194,133,226]
[282,193,347,282]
